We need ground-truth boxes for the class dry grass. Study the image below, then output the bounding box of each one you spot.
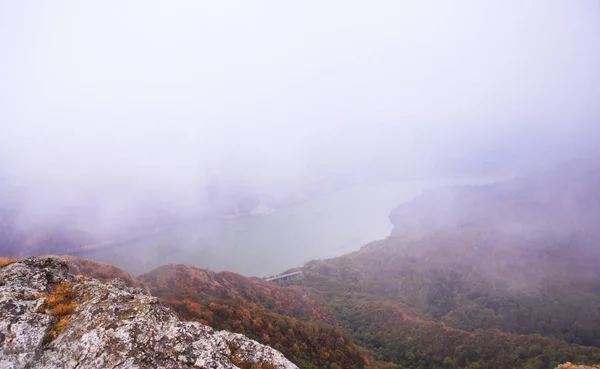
[0,257,17,268]
[48,302,77,317]
[46,282,76,310]
[38,282,78,340]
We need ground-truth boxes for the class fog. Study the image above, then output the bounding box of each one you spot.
[1,1,600,238]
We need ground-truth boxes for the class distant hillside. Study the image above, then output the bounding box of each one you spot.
[0,218,97,258]
[287,158,600,368]
[390,157,600,238]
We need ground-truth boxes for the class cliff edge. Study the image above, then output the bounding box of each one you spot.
[0,256,298,369]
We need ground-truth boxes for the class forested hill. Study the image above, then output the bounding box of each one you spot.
[138,264,372,369]
[79,257,600,369]
[288,158,600,368]
[390,157,600,238]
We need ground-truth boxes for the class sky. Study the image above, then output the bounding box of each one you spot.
[1,1,600,228]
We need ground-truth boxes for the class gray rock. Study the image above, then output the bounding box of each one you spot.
[0,256,298,369]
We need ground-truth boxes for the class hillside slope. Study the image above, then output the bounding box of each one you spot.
[287,159,600,368]
[139,264,371,369]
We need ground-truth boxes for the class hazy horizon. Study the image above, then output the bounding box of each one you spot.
[2,1,600,234]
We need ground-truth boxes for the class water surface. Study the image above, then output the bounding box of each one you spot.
[83,178,493,276]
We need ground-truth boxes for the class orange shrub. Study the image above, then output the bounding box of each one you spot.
[46,282,76,307]
[51,316,72,338]
[40,282,78,339]
[49,302,77,317]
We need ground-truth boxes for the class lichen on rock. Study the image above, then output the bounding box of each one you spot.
[0,256,298,369]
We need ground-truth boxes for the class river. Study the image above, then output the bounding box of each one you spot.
[82,177,497,276]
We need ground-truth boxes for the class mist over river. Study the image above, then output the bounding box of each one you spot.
[82,177,498,276]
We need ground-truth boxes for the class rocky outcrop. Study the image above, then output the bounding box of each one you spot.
[0,256,298,369]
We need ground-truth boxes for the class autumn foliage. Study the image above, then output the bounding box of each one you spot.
[38,282,77,340]
[139,264,368,369]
